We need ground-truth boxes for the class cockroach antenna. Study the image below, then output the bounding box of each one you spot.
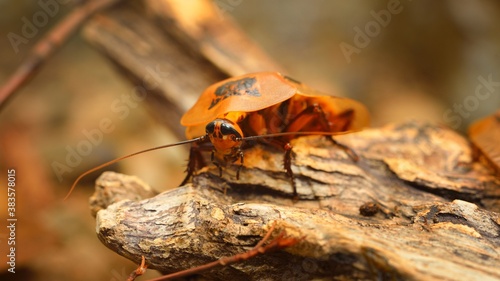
[64,136,206,200]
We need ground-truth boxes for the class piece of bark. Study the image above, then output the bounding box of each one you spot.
[143,0,283,75]
[92,121,500,281]
[89,172,157,217]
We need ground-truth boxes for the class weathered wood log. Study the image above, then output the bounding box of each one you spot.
[81,1,500,280]
[82,0,281,139]
[92,121,500,281]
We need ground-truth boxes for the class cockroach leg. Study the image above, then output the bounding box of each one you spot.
[211,150,223,177]
[235,149,244,180]
[181,141,211,186]
[284,104,359,162]
[326,137,359,162]
[283,143,298,199]
[312,105,359,162]
[181,145,205,186]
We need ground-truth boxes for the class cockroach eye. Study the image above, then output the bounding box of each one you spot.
[206,122,216,134]
[220,122,242,139]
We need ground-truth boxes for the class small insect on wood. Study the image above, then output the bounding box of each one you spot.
[180,72,369,198]
[65,72,369,200]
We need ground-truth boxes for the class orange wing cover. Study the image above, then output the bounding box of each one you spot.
[181,72,369,139]
[181,72,298,126]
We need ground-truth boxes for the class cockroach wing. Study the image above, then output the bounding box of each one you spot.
[313,95,370,131]
[293,82,370,131]
[181,72,297,127]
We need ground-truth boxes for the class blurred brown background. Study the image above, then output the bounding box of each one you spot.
[0,0,499,280]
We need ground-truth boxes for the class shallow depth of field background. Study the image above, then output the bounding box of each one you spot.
[0,1,499,280]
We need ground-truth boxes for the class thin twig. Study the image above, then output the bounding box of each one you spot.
[0,0,122,110]
[144,223,300,281]
[127,256,148,281]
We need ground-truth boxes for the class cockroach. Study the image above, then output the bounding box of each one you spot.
[65,72,369,200]
[468,110,500,175]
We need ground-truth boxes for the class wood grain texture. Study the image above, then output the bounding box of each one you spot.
[92,121,500,281]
